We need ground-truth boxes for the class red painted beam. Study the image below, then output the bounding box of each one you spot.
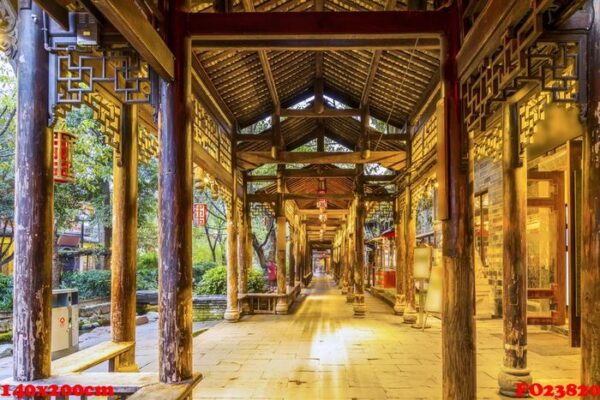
[186,11,449,38]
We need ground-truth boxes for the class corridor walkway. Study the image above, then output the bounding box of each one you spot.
[174,276,579,399]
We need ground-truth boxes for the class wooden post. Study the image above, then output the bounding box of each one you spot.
[346,222,356,303]
[394,191,407,315]
[225,197,240,322]
[497,104,531,395]
[12,2,53,381]
[403,188,418,323]
[111,104,139,371]
[275,165,288,313]
[440,6,476,398]
[582,2,600,390]
[239,192,251,314]
[354,193,367,317]
[340,226,349,294]
[288,225,296,287]
[158,0,193,383]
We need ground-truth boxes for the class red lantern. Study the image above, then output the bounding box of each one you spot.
[53,130,76,184]
[317,198,327,210]
[193,203,209,227]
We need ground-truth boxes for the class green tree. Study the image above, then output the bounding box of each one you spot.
[0,56,16,272]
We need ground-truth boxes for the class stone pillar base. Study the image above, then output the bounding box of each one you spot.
[346,291,355,303]
[275,299,289,314]
[498,366,532,397]
[353,294,366,318]
[393,294,406,315]
[402,305,418,324]
[224,309,240,322]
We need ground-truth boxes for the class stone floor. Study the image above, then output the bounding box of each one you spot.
[0,275,580,399]
[182,276,579,399]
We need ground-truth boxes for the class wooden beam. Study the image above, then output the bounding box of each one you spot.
[285,168,357,178]
[237,151,406,171]
[280,108,360,118]
[286,193,355,201]
[241,0,280,112]
[37,0,69,30]
[299,209,349,215]
[90,0,174,80]
[186,11,449,38]
[192,37,440,51]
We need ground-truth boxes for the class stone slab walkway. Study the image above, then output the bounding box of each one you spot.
[182,276,579,399]
[0,275,580,399]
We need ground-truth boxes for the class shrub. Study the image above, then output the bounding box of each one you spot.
[248,268,266,293]
[0,275,13,312]
[61,270,111,300]
[138,252,158,270]
[195,266,227,295]
[136,268,159,290]
[192,260,217,284]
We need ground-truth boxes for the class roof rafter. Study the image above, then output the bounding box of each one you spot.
[242,0,280,113]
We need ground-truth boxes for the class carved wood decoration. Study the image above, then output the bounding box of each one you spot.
[461,0,581,132]
[0,0,17,59]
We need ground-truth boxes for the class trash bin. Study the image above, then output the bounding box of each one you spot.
[51,288,79,360]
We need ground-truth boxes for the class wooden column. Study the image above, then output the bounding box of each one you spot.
[158,0,192,383]
[497,104,531,395]
[225,197,240,322]
[582,2,600,390]
[394,191,407,315]
[440,6,476,398]
[403,188,418,323]
[341,226,349,294]
[288,228,296,287]
[12,2,53,381]
[346,224,355,303]
[353,194,367,317]
[111,104,139,371]
[239,193,251,314]
[275,165,288,313]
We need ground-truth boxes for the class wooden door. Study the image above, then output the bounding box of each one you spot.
[526,170,566,326]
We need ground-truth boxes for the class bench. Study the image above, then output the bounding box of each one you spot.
[128,373,203,400]
[1,372,203,399]
[243,283,302,314]
[52,340,135,374]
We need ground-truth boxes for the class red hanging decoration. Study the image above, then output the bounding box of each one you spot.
[193,203,209,227]
[53,130,76,184]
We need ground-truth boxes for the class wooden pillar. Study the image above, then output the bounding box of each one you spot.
[354,194,367,317]
[497,104,531,395]
[111,104,139,371]
[341,226,349,294]
[225,198,240,322]
[12,2,53,381]
[239,191,251,314]
[403,188,418,323]
[288,227,296,287]
[582,2,600,390]
[158,0,193,383]
[440,6,476,398]
[394,191,407,315]
[275,165,288,313]
[346,222,355,302]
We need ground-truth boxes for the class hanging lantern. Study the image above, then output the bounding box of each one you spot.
[53,130,76,184]
[318,213,327,223]
[210,181,220,200]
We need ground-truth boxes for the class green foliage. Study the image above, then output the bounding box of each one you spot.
[138,252,158,270]
[195,266,227,295]
[136,268,159,291]
[0,274,13,311]
[192,260,217,284]
[248,268,266,293]
[60,270,111,300]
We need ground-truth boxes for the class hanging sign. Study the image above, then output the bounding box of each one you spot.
[193,203,208,227]
[317,199,327,209]
[413,246,432,279]
[424,265,443,313]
